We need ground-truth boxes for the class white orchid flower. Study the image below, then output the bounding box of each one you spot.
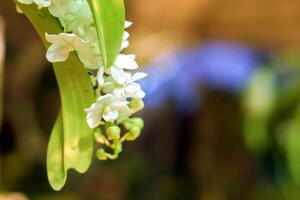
[102,72,147,99]
[45,32,101,69]
[107,54,139,85]
[17,0,51,9]
[85,94,131,128]
[115,72,147,99]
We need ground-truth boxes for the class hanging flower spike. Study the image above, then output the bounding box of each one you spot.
[16,0,147,190]
[45,32,100,69]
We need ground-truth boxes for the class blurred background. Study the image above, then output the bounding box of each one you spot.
[2,0,300,199]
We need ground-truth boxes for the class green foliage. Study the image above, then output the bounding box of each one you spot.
[242,67,277,154]
[286,105,300,186]
[88,0,125,67]
[47,113,66,191]
[16,3,95,190]
[17,0,127,190]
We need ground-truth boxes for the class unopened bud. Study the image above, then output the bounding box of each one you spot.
[129,99,144,113]
[106,126,121,140]
[94,129,110,145]
[96,148,108,160]
[123,120,133,130]
[122,127,141,141]
[112,140,122,155]
[131,118,144,129]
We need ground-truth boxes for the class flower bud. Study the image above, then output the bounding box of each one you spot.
[94,129,110,145]
[129,99,144,113]
[123,119,134,130]
[112,140,122,155]
[123,118,144,130]
[106,125,121,140]
[96,149,108,160]
[131,118,144,129]
[123,127,141,141]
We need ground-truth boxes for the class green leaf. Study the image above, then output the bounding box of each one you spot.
[88,0,125,67]
[47,113,66,191]
[286,104,300,186]
[16,3,95,190]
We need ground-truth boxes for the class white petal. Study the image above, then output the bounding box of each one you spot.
[17,0,33,4]
[85,103,103,128]
[121,40,129,50]
[113,87,125,97]
[103,110,118,122]
[60,33,78,44]
[97,67,105,86]
[86,113,102,128]
[34,0,51,8]
[45,33,66,45]
[125,21,133,28]
[132,72,148,81]
[97,93,114,102]
[102,81,116,94]
[111,67,130,85]
[71,35,100,69]
[77,46,99,69]
[114,54,138,70]
[113,102,132,119]
[125,82,141,94]
[132,89,146,99]
[46,44,70,62]
[48,0,71,17]
[123,31,129,41]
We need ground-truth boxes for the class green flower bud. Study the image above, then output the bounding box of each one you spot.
[106,126,121,140]
[94,129,110,145]
[123,119,134,130]
[129,99,144,113]
[96,148,108,160]
[122,127,141,141]
[123,117,144,130]
[131,118,144,129]
[112,140,122,156]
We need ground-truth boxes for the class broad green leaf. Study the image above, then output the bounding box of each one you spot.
[16,3,95,190]
[88,0,125,67]
[47,113,66,191]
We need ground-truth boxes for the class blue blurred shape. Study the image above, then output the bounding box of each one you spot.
[139,41,263,113]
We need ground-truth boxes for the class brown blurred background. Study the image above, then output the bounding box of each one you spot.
[1,0,300,200]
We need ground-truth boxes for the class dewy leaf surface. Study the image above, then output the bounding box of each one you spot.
[16,2,95,190]
[88,0,125,67]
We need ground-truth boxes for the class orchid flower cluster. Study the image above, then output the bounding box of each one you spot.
[17,0,147,160]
